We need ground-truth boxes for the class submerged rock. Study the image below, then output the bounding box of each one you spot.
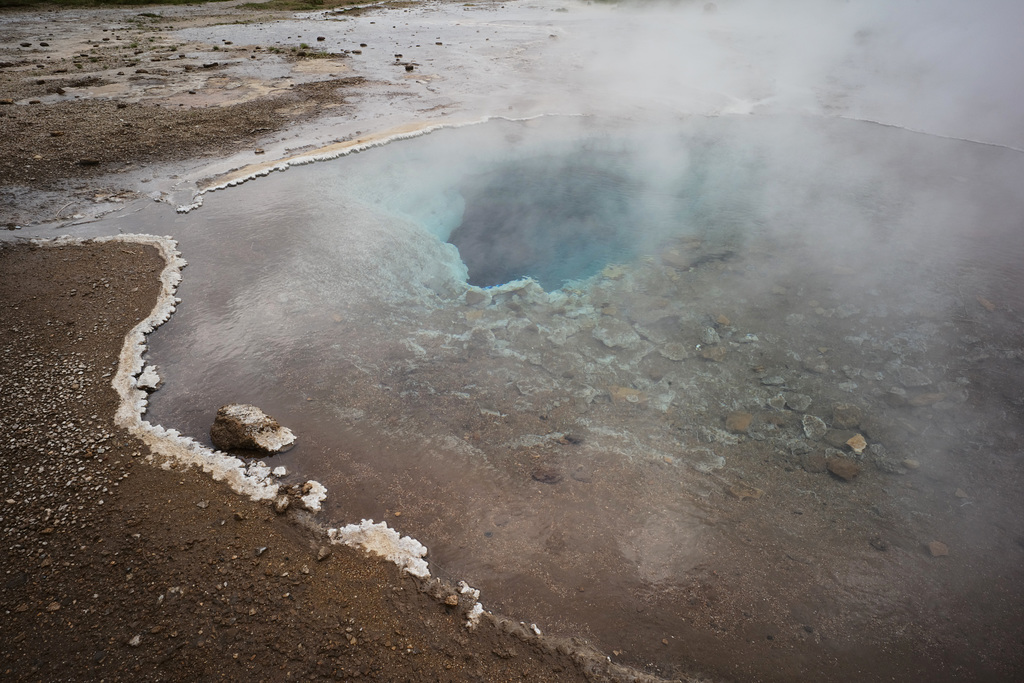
[827,457,862,481]
[802,414,828,440]
[210,404,296,454]
[592,318,641,349]
[833,403,862,429]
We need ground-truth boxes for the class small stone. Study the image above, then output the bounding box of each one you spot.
[128,635,141,647]
[444,594,460,606]
[316,546,332,562]
[954,488,968,499]
[902,458,920,470]
[233,512,245,521]
[196,500,209,509]
[785,393,812,412]
[761,375,786,386]
[255,546,268,557]
[845,434,867,454]
[802,415,828,440]
[833,404,862,429]
[926,541,949,557]
[715,314,730,326]
[531,466,563,484]
[593,319,641,349]
[699,326,720,345]
[700,346,727,362]
[46,601,61,612]
[767,394,787,410]
[827,458,861,481]
[274,496,290,514]
[724,411,753,434]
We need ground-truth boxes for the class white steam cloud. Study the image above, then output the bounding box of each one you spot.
[540,0,1024,148]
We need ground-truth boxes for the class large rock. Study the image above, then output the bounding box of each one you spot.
[210,404,296,454]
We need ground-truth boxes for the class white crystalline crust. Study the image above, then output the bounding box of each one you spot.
[300,481,327,512]
[328,520,430,579]
[175,115,563,214]
[32,234,287,503]
[465,603,484,628]
[136,365,160,391]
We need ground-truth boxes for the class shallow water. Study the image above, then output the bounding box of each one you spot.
[139,115,1024,681]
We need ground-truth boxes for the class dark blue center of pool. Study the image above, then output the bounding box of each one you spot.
[449,153,642,290]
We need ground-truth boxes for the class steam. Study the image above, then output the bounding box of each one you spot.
[541,0,1024,149]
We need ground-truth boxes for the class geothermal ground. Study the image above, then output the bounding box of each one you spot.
[2,1,1024,682]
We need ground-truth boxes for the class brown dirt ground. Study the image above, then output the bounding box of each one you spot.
[0,77,364,187]
[0,3,371,227]
[0,240,640,682]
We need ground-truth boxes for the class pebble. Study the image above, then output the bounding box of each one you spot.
[592,319,641,349]
[827,458,861,481]
[699,326,720,345]
[832,404,862,429]
[926,541,949,557]
[785,393,812,412]
[802,415,828,440]
[531,465,563,484]
[845,434,867,454]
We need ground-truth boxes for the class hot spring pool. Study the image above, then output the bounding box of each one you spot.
[137,114,1024,681]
